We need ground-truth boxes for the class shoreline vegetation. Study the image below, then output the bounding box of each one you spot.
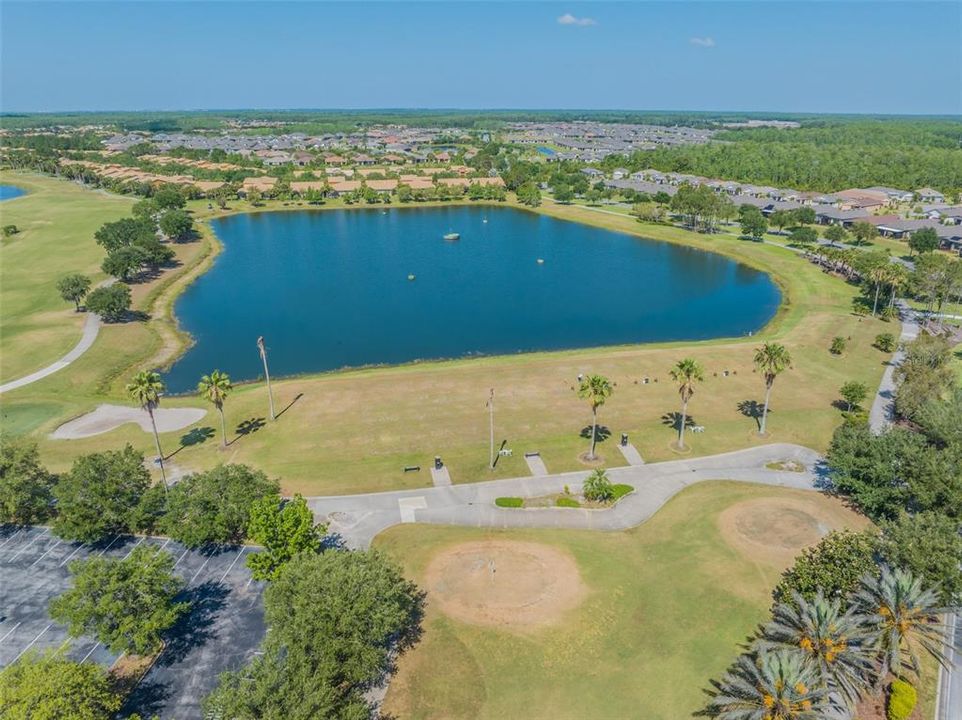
[1,171,891,495]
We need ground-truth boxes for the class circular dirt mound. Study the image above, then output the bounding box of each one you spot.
[718,496,858,568]
[425,540,586,630]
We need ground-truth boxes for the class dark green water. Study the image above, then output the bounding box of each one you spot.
[163,206,779,393]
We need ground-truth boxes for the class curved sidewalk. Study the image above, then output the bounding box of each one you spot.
[0,311,102,394]
[306,443,824,549]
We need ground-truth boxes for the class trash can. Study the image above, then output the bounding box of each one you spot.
[620,433,628,447]
[434,456,443,470]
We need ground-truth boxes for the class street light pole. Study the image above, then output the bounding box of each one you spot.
[257,336,276,421]
[487,388,495,470]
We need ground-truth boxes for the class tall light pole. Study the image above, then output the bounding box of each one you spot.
[487,388,495,470]
[257,336,276,421]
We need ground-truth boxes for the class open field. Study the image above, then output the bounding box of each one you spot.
[0,174,134,382]
[373,482,870,720]
[2,176,894,495]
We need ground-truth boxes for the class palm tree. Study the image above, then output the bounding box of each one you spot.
[869,264,890,316]
[670,358,704,449]
[753,343,792,436]
[257,336,276,421]
[577,374,613,460]
[851,567,952,680]
[126,370,167,487]
[886,264,909,309]
[198,370,233,447]
[757,590,877,710]
[700,649,827,719]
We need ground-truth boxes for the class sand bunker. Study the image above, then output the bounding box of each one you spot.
[51,404,206,440]
[425,540,586,630]
[718,496,864,567]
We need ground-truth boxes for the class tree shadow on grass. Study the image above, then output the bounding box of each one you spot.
[661,412,695,433]
[165,426,216,459]
[579,425,611,444]
[737,399,764,431]
[160,580,230,667]
[229,417,266,445]
[275,392,304,419]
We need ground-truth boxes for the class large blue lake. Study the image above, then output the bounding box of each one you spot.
[163,206,780,393]
[0,185,26,201]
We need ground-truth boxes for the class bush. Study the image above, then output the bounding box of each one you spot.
[495,497,523,508]
[875,332,897,352]
[555,496,580,508]
[3,224,19,236]
[886,679,917,720]
[582,469,614,503]
[773,529,879,604]
[830,336,848,355]
[611,484,634,501]
[0,440,56,525]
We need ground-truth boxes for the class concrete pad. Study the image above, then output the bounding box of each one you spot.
[524,454,548,476]
[430,466,452,487]
[51,404,207,440]
[618,443,645,466]
[398,497,427,523]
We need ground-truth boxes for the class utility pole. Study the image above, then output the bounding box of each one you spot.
[487,388,495,470]
[257,336,276,421]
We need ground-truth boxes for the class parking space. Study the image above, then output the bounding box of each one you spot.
[0,525,267,719]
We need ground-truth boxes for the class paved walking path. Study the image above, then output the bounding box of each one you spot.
[0,311,102,394]
[868,301,920,434]
[307,443,823,549]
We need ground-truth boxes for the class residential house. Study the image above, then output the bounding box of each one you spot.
[916,187,946,204]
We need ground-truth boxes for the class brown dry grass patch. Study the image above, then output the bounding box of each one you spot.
[424,540,587,631]
[717,495,869,568]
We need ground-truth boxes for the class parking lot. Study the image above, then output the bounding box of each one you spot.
[0,525,267,719]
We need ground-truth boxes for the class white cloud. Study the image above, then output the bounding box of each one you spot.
[690,36,716,47]
[558,13,596,27]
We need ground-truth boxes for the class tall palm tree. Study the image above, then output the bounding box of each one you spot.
[257,336,276,421]
[198,370,233,447]
[851,567,952,679]
[757,590,877,710]
[670,358,704,449]
[753,343,792,436]
[700,649,827,719]
[126,370,167,487]
[869,264,890,316]
[886,264,909,309]
[577,374,613,460]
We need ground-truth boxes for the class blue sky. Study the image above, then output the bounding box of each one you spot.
[2,1,959,114]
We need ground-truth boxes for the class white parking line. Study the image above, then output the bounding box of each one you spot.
[158,537,171,551]
[121,537,144,560]
[81,641,101,662]
[218,548,246,584]
[0,622,22,645]
[96,535,121,556]
[189,550,215,584]
[58,544,87,567]
[9,529,49,559]
[173,548,189,568]
[29,539,63,568]
[13,624,52,662]
[0,529,25,551]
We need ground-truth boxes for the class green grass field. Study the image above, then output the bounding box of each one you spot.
[0,173,134,382]
[2,176,895,496]
[374,482,874,720]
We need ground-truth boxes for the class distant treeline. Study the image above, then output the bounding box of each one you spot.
[4,109,960,134]
[598,120,962,194]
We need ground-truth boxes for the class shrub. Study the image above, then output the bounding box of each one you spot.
[495,497,523,508]
[886,679,917,720]
[611,484,634,502]
[555,496,580,508]
[582,469,614,503]
[830,336,848,355]
[875,332,897,352]
[3,224,19,236]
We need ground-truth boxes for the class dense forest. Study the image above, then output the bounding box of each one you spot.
[601,120,962,194]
